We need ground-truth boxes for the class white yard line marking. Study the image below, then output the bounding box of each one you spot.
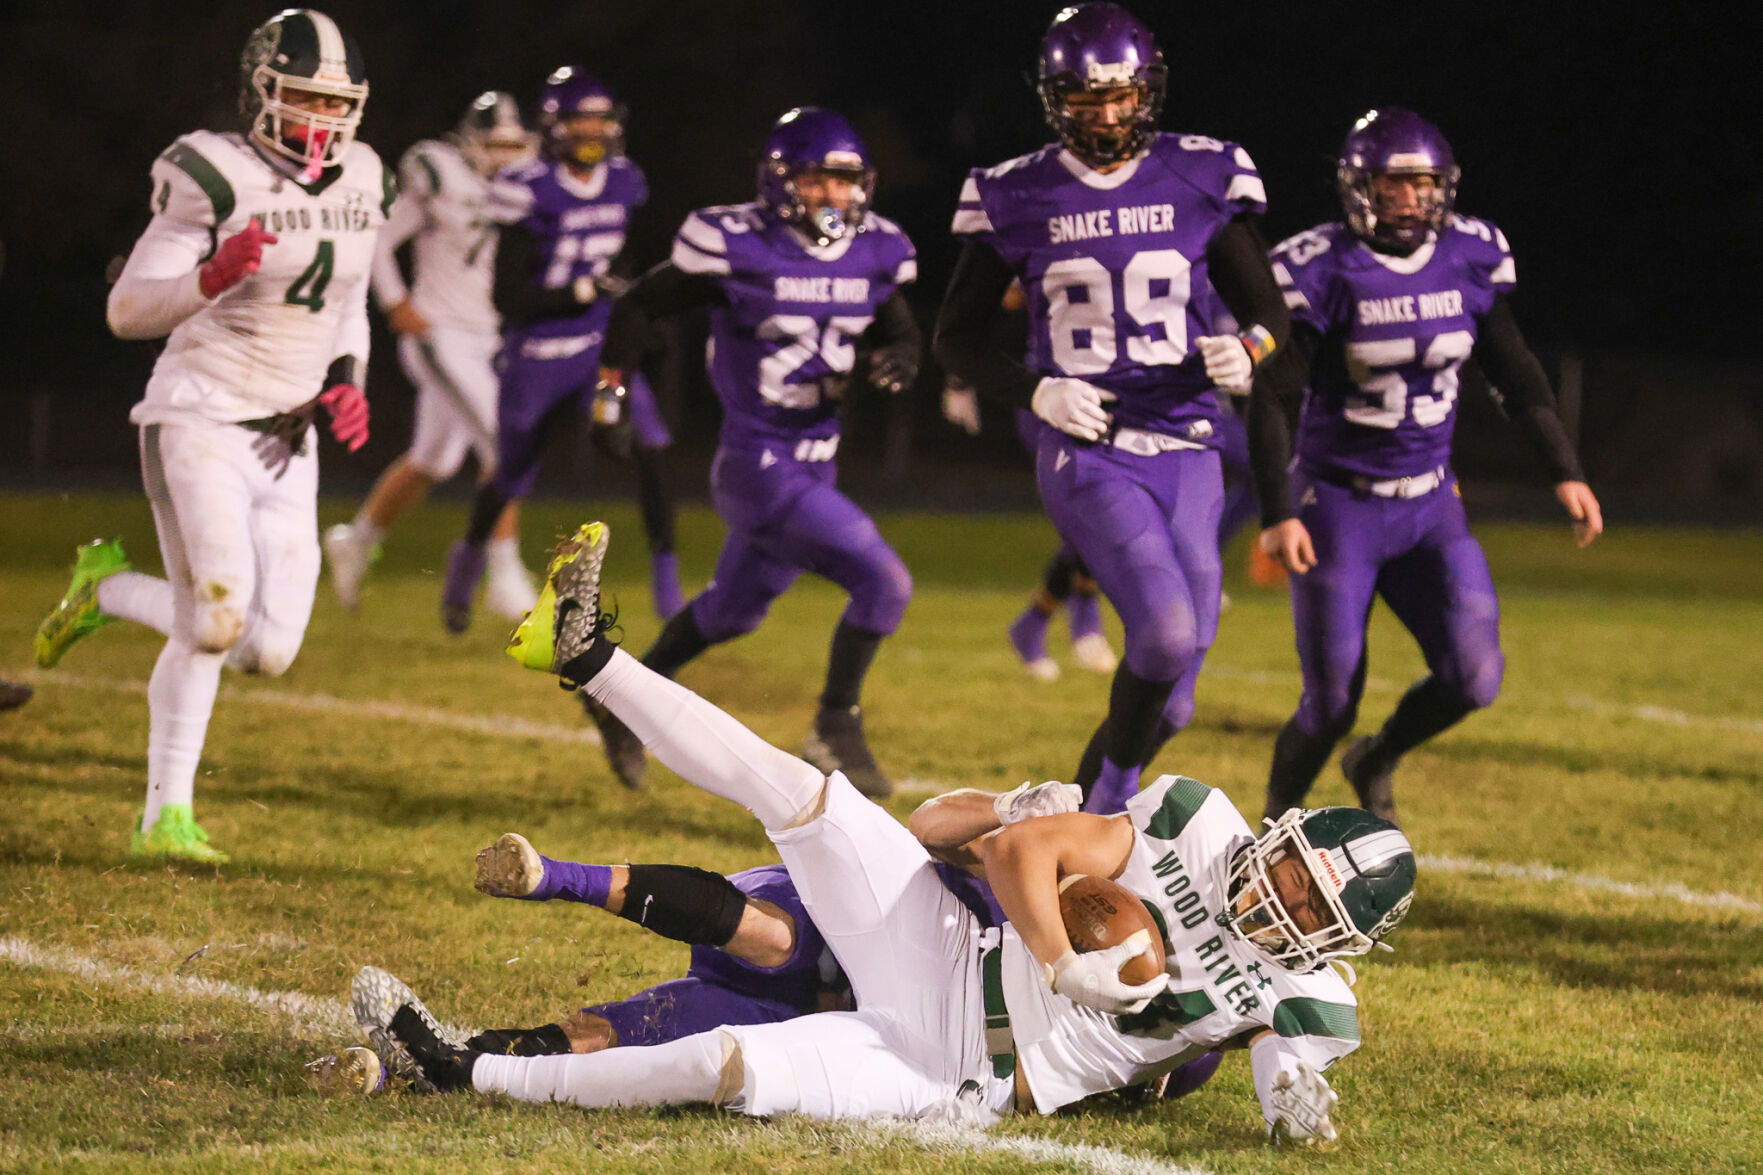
[1564,694,1763,736]
[854,1120,1215,1175]
[1419,855,1762,914]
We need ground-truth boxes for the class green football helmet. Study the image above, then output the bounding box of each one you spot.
[1226,806,1416,970]
[239,9,369,173]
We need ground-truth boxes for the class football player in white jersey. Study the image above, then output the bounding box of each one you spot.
[324,92,540,618]
[358,523,1415,1144]
[33,9,389,864]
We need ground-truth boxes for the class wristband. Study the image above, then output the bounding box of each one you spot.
[1239,325,1276,368]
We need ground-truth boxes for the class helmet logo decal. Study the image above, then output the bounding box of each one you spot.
[1086,60,1136,85]
[1386,152,1435,171]
[1316,848,1348,895]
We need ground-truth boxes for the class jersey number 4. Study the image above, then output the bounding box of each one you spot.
[284,240,335,313]
[1043,249,1191,375]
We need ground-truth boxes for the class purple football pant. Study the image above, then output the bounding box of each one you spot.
[492,351,668,499]
[582,977,805,1049]
[689,443,912,642]
[1037,433,1223,707]
[1287,473,1504,737]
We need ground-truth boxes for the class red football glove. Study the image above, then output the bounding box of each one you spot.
[199,218,278,300]
[318,383,370,451]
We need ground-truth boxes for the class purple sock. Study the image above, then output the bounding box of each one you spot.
[1067,592,1104,641]
[529,857,612,906]
[651,551,685,621]
[1008,606,1051,663]
[1083,759,1139,815]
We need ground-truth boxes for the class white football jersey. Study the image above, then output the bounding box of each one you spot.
[125,129,389,424]
[371,139,500,335]
[1001,775,1362,1113]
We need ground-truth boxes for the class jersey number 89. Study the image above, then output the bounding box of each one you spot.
[1042,249,1192,375]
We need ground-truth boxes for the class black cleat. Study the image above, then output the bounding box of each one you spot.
[0,680,32,712]
[581,693,646,790]
[1340,735,1401,828]
[803,705,892,798]
[389,1004,478,1092]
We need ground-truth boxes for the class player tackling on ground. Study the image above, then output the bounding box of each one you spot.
[35,8,387,863]
[355,521,1415,1142]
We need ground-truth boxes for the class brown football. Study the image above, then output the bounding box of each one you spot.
[1058,873,1166,987]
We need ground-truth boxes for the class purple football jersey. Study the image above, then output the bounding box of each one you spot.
[669,202,917,448]
[952,132,1266,440]
[685,864,838,1010]
[1274,215,1516,480]
[488,155,648,345]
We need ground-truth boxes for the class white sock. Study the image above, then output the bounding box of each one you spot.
[350,515,386,547]
[585,649,824,831]
[471,1031,726,1109]
[141,637,225,828]
[97,572,175,638]
[487,535,524,572]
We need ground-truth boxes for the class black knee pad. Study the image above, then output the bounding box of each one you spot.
[619,864,749,947]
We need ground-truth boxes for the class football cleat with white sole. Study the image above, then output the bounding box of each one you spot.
[306,1046,387,1096]
[351,966,461,1093]
[1070,632,1119,675]
[581,694,646,790]
[322,523,378,610]
[474,832,545,898]
[35,538,130,669]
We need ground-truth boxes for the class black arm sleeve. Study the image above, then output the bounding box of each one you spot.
[1246,321,1321,526]
[599,259,728,374]
[868,288,920,348]
[1205,215,1290,347]
[1472,294,1586,483]
[491,224,595,328]
[932,238,1040,411]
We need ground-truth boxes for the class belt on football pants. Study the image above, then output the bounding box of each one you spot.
[238,406,317,455]
[1107,427,1210,457]
[978,929,1016,1081]
[1316,463,1449,499]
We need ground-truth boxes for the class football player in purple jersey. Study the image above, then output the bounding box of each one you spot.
[1251,109,1603,828]
[440,68,686,633]
[580,108,922,798]
[935,3,1291,814]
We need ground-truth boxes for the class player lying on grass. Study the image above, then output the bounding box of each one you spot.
[354,522,1416,1142]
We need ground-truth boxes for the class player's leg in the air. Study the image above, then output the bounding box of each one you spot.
[1042,438,1223,813]
[1262,476,1384,823]
[1347,484,1503,826]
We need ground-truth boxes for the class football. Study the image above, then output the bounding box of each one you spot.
[1057,873,1167,986]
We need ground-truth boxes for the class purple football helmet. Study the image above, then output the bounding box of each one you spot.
[756,107,875,246]
[539,66,625,167]
[1337,109,1461,252]
[1037,3,1166,167]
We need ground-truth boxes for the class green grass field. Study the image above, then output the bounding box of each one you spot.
[3,491,1761,1174]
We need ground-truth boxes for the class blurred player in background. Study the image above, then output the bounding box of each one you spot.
[440,67,684,633]
[324,91,538,618]
[355,521,1411,1142]
[935,3,1290,814]
[34,9,386,863]
[579,107,921,797]
[1252,109,1602,828]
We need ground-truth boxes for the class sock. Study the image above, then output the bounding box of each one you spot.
[633,447,677,553]
[97,572,174,638]
[585,649,823,831]
[529,857,612,905]
[1372,675,1476,766]
[649,551,684,620]
[350,514,386,547]
[642,605,711,679]
[142,637,225,828]
[1042,551,1077,601]
[819,620,884,711]
[464,487,509,548]
[471,1029,727,1109]
[1083,757,1140,814]
[1009,606,1051,661]
[1067,592,1104,641]
[1264,719,1340,819]
[467,1023,573,1056]
[487,535,523,571]
[1104,663,1177,769]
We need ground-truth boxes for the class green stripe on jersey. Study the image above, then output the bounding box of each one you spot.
[414,151,440,197]
[159,142,235,224]
[1273,997,1361,1043]
[1144,776,1213,840]
[383,161,401,217]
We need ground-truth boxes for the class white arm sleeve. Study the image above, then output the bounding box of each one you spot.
[370,190,426,312]
[106,217,212,340]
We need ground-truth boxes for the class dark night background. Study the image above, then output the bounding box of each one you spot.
[3,0,1759,516]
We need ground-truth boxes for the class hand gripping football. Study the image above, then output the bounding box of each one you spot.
[1057,873,1166,986]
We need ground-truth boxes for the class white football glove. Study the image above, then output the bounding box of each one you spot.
[1045,942,1169,1015]
[941,382,982,436]
[1197,335,1254,394]
[1031,377,1116,442]
[993,780,1083,825]
[1267,1062,1340,1146]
